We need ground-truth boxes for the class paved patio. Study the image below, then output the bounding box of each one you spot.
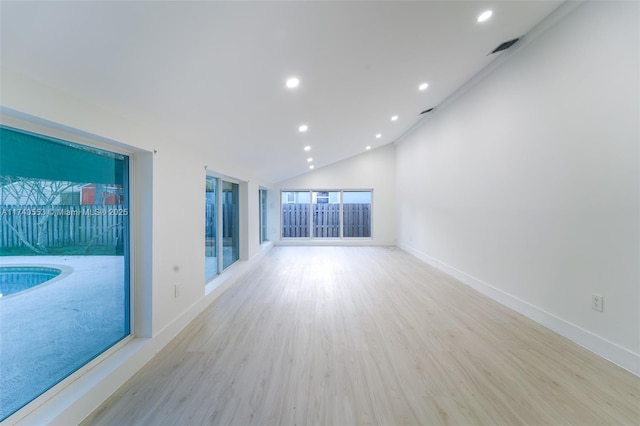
[0,256,127,421]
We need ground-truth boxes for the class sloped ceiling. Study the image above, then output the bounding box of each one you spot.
[0,1,563,183]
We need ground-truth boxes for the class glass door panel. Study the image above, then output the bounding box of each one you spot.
[259,189,268,243]
[343,191,372,237]
[0,126,130,421]
[222,181,239,269]
[312,191,341,238]
[205,176,217,280]
[281,191,310,238]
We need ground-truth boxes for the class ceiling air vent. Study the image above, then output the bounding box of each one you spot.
[489,37,520,54]
[420,107,434,115]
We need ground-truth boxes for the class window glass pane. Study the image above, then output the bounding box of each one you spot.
[313,191,341,238]
[0,126,130,421]
[222,181,239,269]
[259,189,268,243]
[281,191,310,238]
[205,176,217,280]
[281,191,310,204]
[343,191,371,237]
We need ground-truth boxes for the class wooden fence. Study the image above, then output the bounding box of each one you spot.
[282,203,370,238]
[1,205,127,250]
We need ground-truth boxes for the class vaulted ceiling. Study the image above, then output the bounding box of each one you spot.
[1,1,562,183]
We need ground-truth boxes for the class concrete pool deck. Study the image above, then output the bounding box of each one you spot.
[0,255,127,421]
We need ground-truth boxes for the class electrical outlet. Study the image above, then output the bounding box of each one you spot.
[592,293,603,312]
[175,284,181,298]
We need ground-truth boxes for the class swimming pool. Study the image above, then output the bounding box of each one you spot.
[0,266,62,298]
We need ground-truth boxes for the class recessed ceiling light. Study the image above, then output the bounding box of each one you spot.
[286,77,300,88]
[375,133,382,139]
[299,124,308,132]
[366,146,372,150]
[309,165,315,170]
[477,10,493,23]
[307,157,313,162]
[391,115,398,121]
[304,145,311,151]
[419,83,429,91]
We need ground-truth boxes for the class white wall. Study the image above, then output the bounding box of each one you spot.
[396,1,639,374]
[276,143,396,245]
[0,69,273,332]
[0,69,274,424]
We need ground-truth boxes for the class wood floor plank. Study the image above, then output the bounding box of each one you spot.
[82,246,640,425]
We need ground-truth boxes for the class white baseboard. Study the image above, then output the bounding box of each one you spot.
[274,239,394,247]
[398,242,640,377]
[10,243,274,426]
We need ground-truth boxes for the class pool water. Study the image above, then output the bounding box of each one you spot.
[0,267,61,298]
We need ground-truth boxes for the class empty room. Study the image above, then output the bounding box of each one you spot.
[0,1,638,425]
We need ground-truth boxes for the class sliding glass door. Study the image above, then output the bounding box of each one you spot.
[0,126,130,421]
[281,190,372,240]
[205,177,240,281]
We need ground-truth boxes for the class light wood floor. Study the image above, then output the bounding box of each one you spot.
[83,246,639,425]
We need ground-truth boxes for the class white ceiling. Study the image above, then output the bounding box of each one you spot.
[1,1,563,183]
